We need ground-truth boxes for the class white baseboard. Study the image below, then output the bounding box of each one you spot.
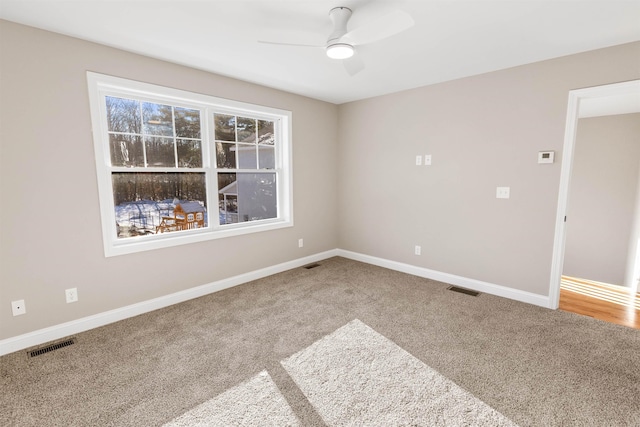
[336,249,550,308]
[1,248,550,356]
[0,250,339,357]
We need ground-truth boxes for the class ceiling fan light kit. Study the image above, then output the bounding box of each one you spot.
[326,43,354,59]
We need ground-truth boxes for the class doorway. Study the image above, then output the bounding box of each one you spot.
[549,80,640,317]
[559,275,639,328]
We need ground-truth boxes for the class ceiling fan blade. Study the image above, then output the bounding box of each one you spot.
[258,40,323,48]
[343,53,365,76]
[342,10,414,46]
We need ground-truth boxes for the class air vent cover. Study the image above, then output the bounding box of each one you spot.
[29,338,76,358]
[447,286,480,297]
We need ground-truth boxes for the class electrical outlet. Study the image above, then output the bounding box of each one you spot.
[11,300,26,316]
[415,245,421,255]
[496,187,510,199]
[298,238,304,248]
[65,288,78,303]
[415,155,422,166]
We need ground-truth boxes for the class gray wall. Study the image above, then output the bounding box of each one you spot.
[0,21,339,340]
[337,42,640,296]
[563,114,640,285]
[2,18,639,342]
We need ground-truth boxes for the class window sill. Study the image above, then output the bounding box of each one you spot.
[104,218,293,257]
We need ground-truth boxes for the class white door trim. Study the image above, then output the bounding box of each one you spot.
[548,80,640,309]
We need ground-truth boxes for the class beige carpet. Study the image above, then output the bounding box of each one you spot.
[163,371,300,426]
[164,319,517,426]
[2,257,639,426]
[281,319,517,426]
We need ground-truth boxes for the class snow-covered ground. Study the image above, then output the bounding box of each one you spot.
[115,199,209,237]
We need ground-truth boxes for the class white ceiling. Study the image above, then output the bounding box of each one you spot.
[1,0,639,104]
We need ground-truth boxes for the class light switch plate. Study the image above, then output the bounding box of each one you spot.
[424,154,432,165]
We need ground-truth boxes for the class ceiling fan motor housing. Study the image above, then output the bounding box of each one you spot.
[327,7,352,44]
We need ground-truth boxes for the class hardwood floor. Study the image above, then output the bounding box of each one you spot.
[560,276,640,329]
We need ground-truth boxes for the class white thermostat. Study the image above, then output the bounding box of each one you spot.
[538,151,554,164]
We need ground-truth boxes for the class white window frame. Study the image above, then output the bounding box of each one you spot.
[87,72,293,257]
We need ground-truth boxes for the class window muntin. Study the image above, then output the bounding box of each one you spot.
[88,72,292,256]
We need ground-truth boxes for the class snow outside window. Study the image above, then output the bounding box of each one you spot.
[87,72,293,257]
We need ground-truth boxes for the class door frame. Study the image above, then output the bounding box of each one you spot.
[548,79,640,309]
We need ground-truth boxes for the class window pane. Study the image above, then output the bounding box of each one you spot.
[237,145,257,169]
[145,136,176,167]
[142,102,174,136]
[112,172,207,238]
[109,134,144,167]
[215,114,235,141]
[106,96,141,134]
[236,172,277,223]
[216,142,236,169]
[258,120,275,145]
[237,117,256,143]
[258,146,275,169]
[177,139,202,168]
[174,107,200,138]
[218,173,238,224]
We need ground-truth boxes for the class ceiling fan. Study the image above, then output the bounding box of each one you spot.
[258,6,414,76]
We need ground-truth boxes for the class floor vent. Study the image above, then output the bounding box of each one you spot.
[303,263,321,269]
[29,338,76,358]
[447,286,480,297]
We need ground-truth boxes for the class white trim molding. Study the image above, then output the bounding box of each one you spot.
[549,79,640,309]
[1,248,552,356]
[86,72,294,257]
[337,249,550,308]
[0,250,339,357]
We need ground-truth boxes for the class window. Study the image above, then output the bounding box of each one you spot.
[87,72,292,256]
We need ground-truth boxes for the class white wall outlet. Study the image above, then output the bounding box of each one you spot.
[415,155,422,166]
[424,154,432,165]
[298,238,304,248]
[496,187,510,199]
[11,300,26,316]
[415,245,421,255]
[65,288,78,303]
